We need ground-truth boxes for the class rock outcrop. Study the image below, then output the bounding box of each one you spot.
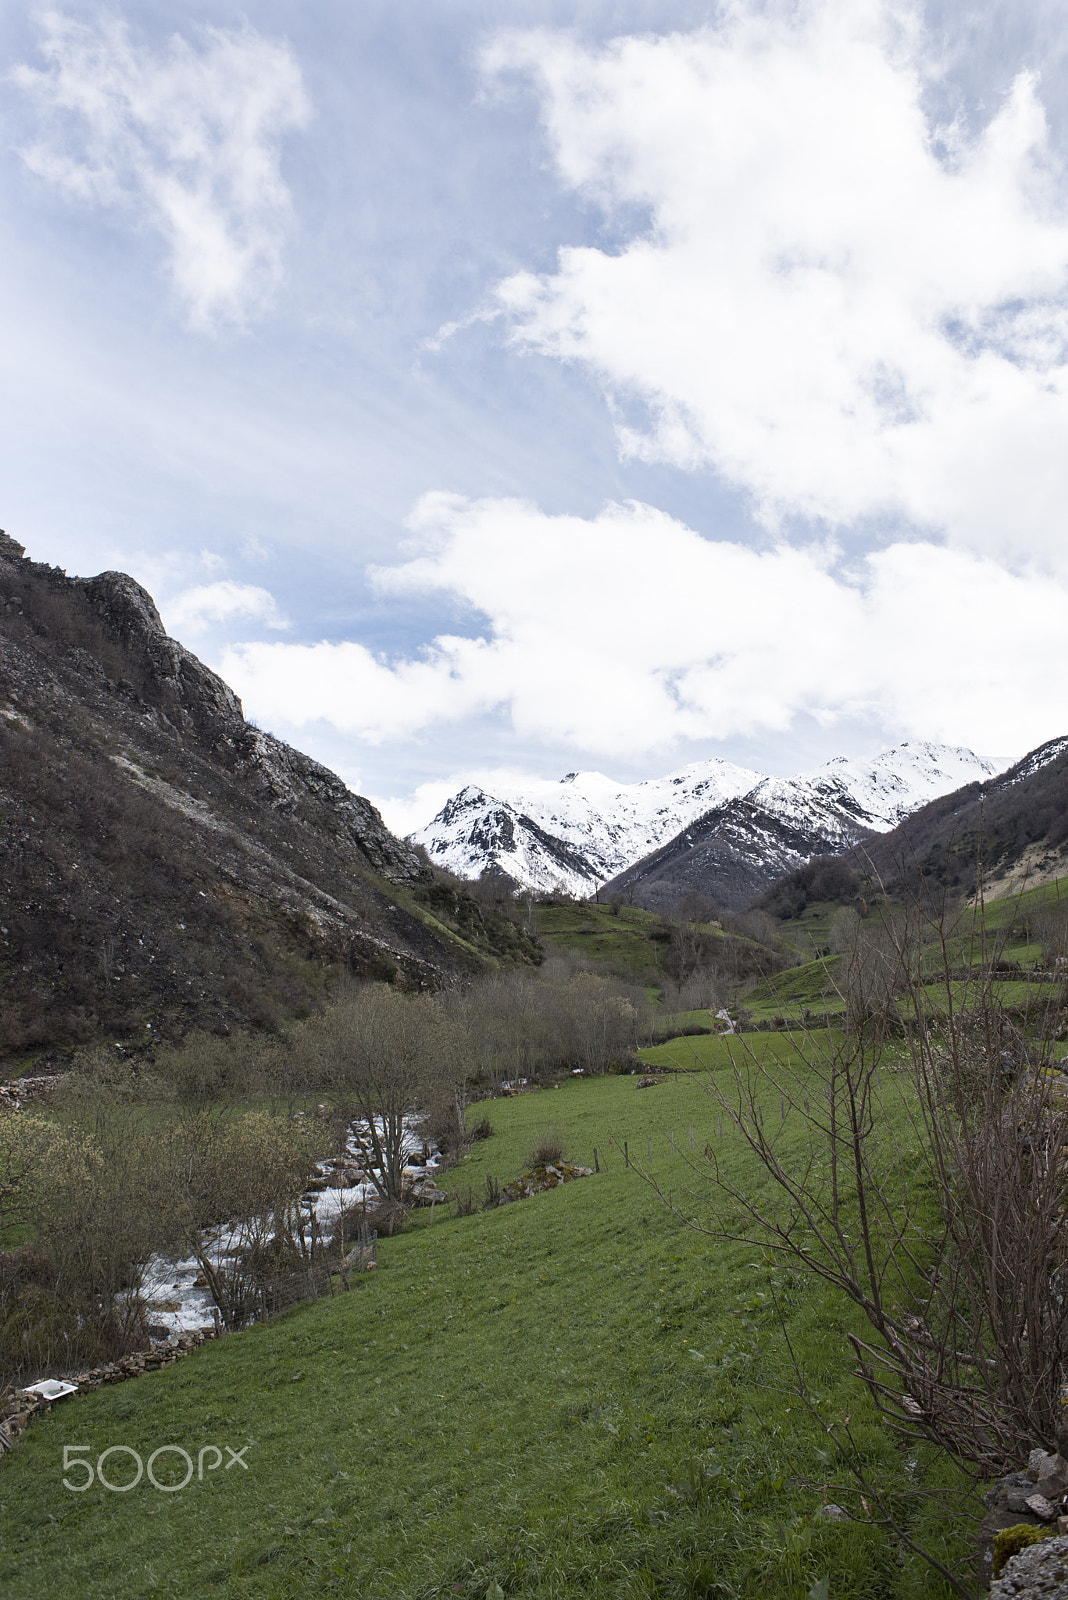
[991,1533,1068,1597]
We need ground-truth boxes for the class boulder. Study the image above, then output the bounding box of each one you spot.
[990,1532,1068,1596]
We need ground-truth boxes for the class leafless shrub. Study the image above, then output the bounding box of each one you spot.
[445,961,650,1086]
[422,1091,471,1160]
[150,1106,318,1330]
[359,1198,409,1236]
[0,1106,165,1380]
[530,1129,565,1167]
[151,1030,298,1103]
[1031,901,1068,969]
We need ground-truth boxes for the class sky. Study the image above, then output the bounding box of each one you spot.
[3,0,1068,835]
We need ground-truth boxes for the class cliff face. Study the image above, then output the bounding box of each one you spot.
[0,533,478,1058]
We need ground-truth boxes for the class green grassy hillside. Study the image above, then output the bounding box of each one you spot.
[0,1056,974,1599]
[738,873,1068,1031]
[534,902,670,981]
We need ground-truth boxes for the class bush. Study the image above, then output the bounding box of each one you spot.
[360,1199,409,1237]
[671,894,1068,1477]
[529,1130,565,1167]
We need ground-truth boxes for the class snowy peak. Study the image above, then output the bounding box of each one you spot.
[805,741,1008,827]
[410,757,763,897]
[602,741,1009,912]
[1002,736,1068,785]
[411,743,1010,901]
[749,742,1008,840]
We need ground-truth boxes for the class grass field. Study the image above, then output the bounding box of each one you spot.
[743,875,1068,1029]
[534,904,668,982]
[0,1050,978,1600]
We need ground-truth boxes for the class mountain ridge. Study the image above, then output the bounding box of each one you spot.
[413,742,1009,907]
[851,735,1068,903]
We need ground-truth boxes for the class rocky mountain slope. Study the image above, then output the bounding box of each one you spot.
[415,744,1007,908]
[852,735,1068,902]
[0,533,494,1057]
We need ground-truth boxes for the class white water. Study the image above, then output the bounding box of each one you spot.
[139,1117,442,1336]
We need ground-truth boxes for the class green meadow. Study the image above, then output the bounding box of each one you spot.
[535,903,669,982]
[741,874,1068,1029]
[0,1048,977,1600]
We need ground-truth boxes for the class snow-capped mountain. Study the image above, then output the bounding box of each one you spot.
[746,742,1012,847]
[411,742,1011,904]
[410,759,763,897]
[605,742,1010,911]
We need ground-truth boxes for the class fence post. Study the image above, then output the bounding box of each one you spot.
[593,1148,599,1172]
[624,1140,629,1168]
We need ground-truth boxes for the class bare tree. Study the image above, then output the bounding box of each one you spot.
[297,983,466,1201]
[153,1106,317,1330]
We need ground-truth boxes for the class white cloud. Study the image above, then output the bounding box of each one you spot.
[218,492,1068,763]
[161,580,289,635]
[484,6,1068,568]
[13,12,310,326]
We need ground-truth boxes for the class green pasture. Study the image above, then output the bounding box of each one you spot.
[743,959,845,1024]
[534,904,668,981]
[0,1059,977,1600]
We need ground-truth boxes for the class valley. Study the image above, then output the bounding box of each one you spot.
[4,542,1068,1600]
[0,1055,975,1600]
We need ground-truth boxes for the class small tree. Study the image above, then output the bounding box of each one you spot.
[299,983,466,1201]
[153,1106,317,1330]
